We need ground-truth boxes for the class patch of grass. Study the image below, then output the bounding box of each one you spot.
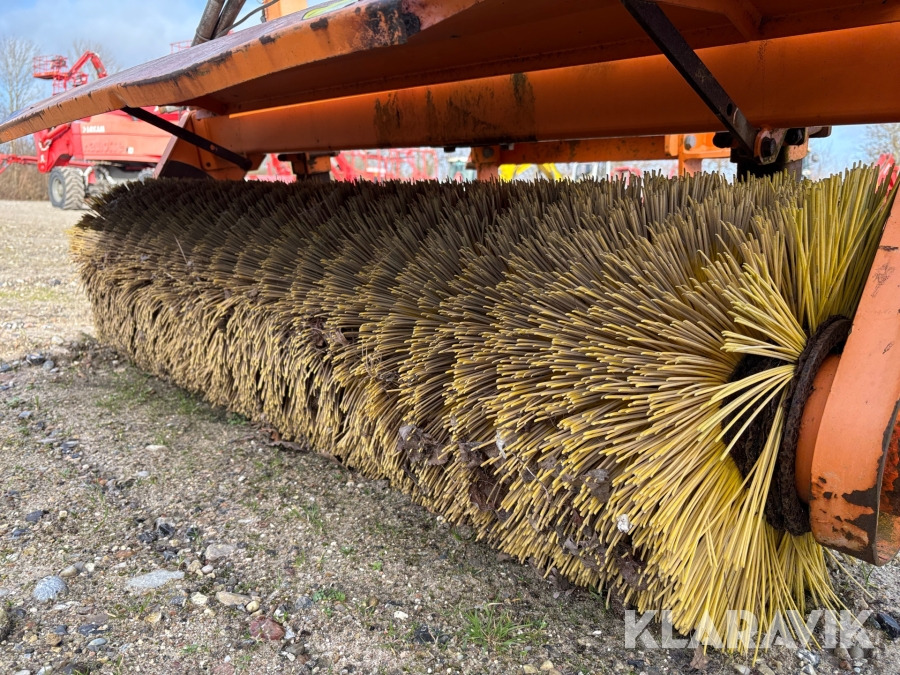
[233,652,255,671]
[313,587,346,603]
[451,526,474,542]
[302,504,325,534]
[267,453,285,477]
[384,621,412,643]
[313,586,346,618]
[370,560,384,571]
[587,585,607,609]
[0,286,67,303]
[461,605,547,654]
[862,562,877,587]
[227,412,249,426]
[340,545,355,557]
[372,520,401,537]
[110,591,157,619]
[87,486,112,531]
[96,372,154,411]
[241,497,262,514]
[284,505,304,521]
[173,389,208,417]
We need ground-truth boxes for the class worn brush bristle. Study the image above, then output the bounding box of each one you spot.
[70,169,896,648]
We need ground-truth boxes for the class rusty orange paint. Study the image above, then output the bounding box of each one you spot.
[2,2,900,143]
[803,193,900,565]
[158,23,900,160]
[0,0,484,139]
[880,423,900,565]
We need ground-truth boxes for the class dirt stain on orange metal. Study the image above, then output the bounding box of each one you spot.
[802,190,900,564]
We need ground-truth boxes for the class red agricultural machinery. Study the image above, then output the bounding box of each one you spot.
[0,51,177,209]
[1,49,444,207]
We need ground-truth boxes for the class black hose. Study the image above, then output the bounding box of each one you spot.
[213,0,249,39]
[231,0,281,30]
[192,0,226,46]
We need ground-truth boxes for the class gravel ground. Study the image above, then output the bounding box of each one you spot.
[1,199,899,675]
[0,201,92,360]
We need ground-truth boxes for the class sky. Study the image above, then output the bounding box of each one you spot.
[1,0,211,70]
[0,1,882,175]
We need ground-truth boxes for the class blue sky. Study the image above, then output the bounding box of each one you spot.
[0,1,880,174]
[1,1,210,69]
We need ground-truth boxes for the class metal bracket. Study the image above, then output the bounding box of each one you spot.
[122,106,252,171]
[619,0,781,165]
[277,152,334,182]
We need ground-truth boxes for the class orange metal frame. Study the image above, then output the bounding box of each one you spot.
[2,1,899,142]
[144,21,898,177]
[797,195,900,565]
[467,134,727,180]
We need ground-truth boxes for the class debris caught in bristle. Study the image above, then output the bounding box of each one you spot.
[70,169,896,649]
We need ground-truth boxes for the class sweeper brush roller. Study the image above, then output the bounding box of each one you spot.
[71,168,897,643]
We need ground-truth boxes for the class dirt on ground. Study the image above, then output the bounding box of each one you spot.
[1,200,899,675]
[0,200,92,357]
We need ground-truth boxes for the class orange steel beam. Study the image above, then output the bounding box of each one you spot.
[798,192,900,565]
[468,136,682,165]
[465,134,728,178]
[169,23,899,162]
[0,0,484,137]
[3,1,900,143]
[155,111,254,180]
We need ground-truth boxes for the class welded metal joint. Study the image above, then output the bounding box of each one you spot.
[619,0,781,165]
[123,106,252,171]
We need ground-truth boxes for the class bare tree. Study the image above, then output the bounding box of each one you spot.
[0,36,40,119]
[0,36,41,156]
[804,138,837,180]
[864,124,900,160]
[0,36,48,200]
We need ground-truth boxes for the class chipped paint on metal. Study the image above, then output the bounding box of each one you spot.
[807,192,900,565]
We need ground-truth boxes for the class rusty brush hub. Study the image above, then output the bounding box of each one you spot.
[70,169,896,646]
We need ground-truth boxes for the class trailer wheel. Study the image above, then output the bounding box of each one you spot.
[48,167,86,210]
